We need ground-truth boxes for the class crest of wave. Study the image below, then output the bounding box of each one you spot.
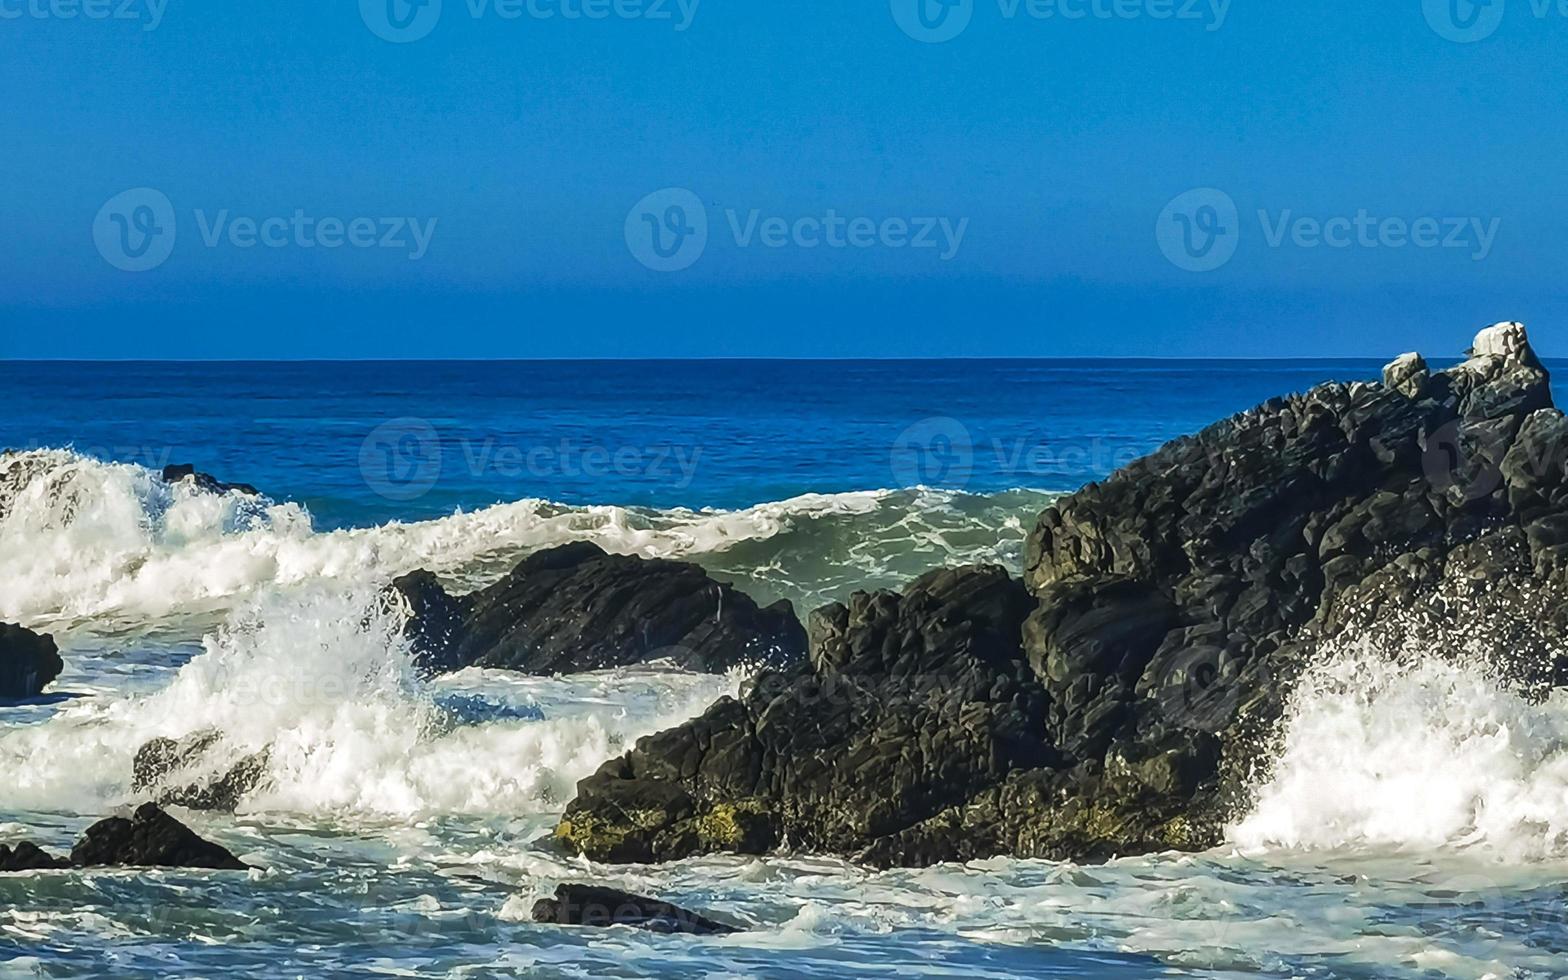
[0,448,894,627]
[0,583,738,817]
[0,449,311,623]
[1229,599,1568,861]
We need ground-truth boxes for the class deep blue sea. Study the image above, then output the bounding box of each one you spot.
[3,358,1567,979]
[0,359,1400,526]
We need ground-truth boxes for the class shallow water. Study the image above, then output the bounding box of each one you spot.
[4,361,1568,978]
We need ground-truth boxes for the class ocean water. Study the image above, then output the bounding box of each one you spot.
[2,359,1567,979]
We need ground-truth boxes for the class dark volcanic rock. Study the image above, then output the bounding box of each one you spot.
[392,542,807,676]
[557,322,1568,867]
[0,841,72,872]
[558,564,1048,864]
[530,883,741,935]
[70,803,248,871]
[162,464,261,497]
[0,622,64,702]
[132,731,271,812]
[1014,319,1568,856]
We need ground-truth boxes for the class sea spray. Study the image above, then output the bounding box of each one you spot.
[0,449,311,625]
[0,583,740,818]
[1229,637,1568,860]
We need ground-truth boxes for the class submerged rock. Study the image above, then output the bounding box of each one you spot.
[71,803,248,871]
[530,883,741,935]
[558,322,1568,866]
[161,463,261,497]
[392,542,806,676]
[132,731,271,812]
[0,622,64,702]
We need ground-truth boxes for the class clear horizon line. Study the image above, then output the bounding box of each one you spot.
[0,354,1459,364]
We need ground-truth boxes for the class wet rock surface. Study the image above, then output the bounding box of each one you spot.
[132,731,272,812]
[2,804,248,873]
[161,463,261,497]
[558,322,1568,867]
[71,803,249,871]
[558,564,1049,864]
[393,541,806,676]
[530,883,741,935]
[0,621,63,702]
[0,841,73,872]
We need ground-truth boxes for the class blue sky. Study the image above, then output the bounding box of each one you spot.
[2,1,1564,358]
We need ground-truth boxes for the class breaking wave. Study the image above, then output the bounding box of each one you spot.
[0,448,1047,632]
[0,583,740,818]
[1230,638,1568,861]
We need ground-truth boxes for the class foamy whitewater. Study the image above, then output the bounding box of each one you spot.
[4,449,1568,979]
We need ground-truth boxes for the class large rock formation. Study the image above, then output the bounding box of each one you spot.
[392,541,807,676]
[0,622,63,702]
[557,322,1568,866]
[558,565,1046,863]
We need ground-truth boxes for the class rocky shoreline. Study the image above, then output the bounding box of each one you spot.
[555,322,1568,867]
[7,322,1566,900]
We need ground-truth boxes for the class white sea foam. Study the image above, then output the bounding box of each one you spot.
[0,449,890,628]
[1230,639,1568,861]
[0,584,738,818]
